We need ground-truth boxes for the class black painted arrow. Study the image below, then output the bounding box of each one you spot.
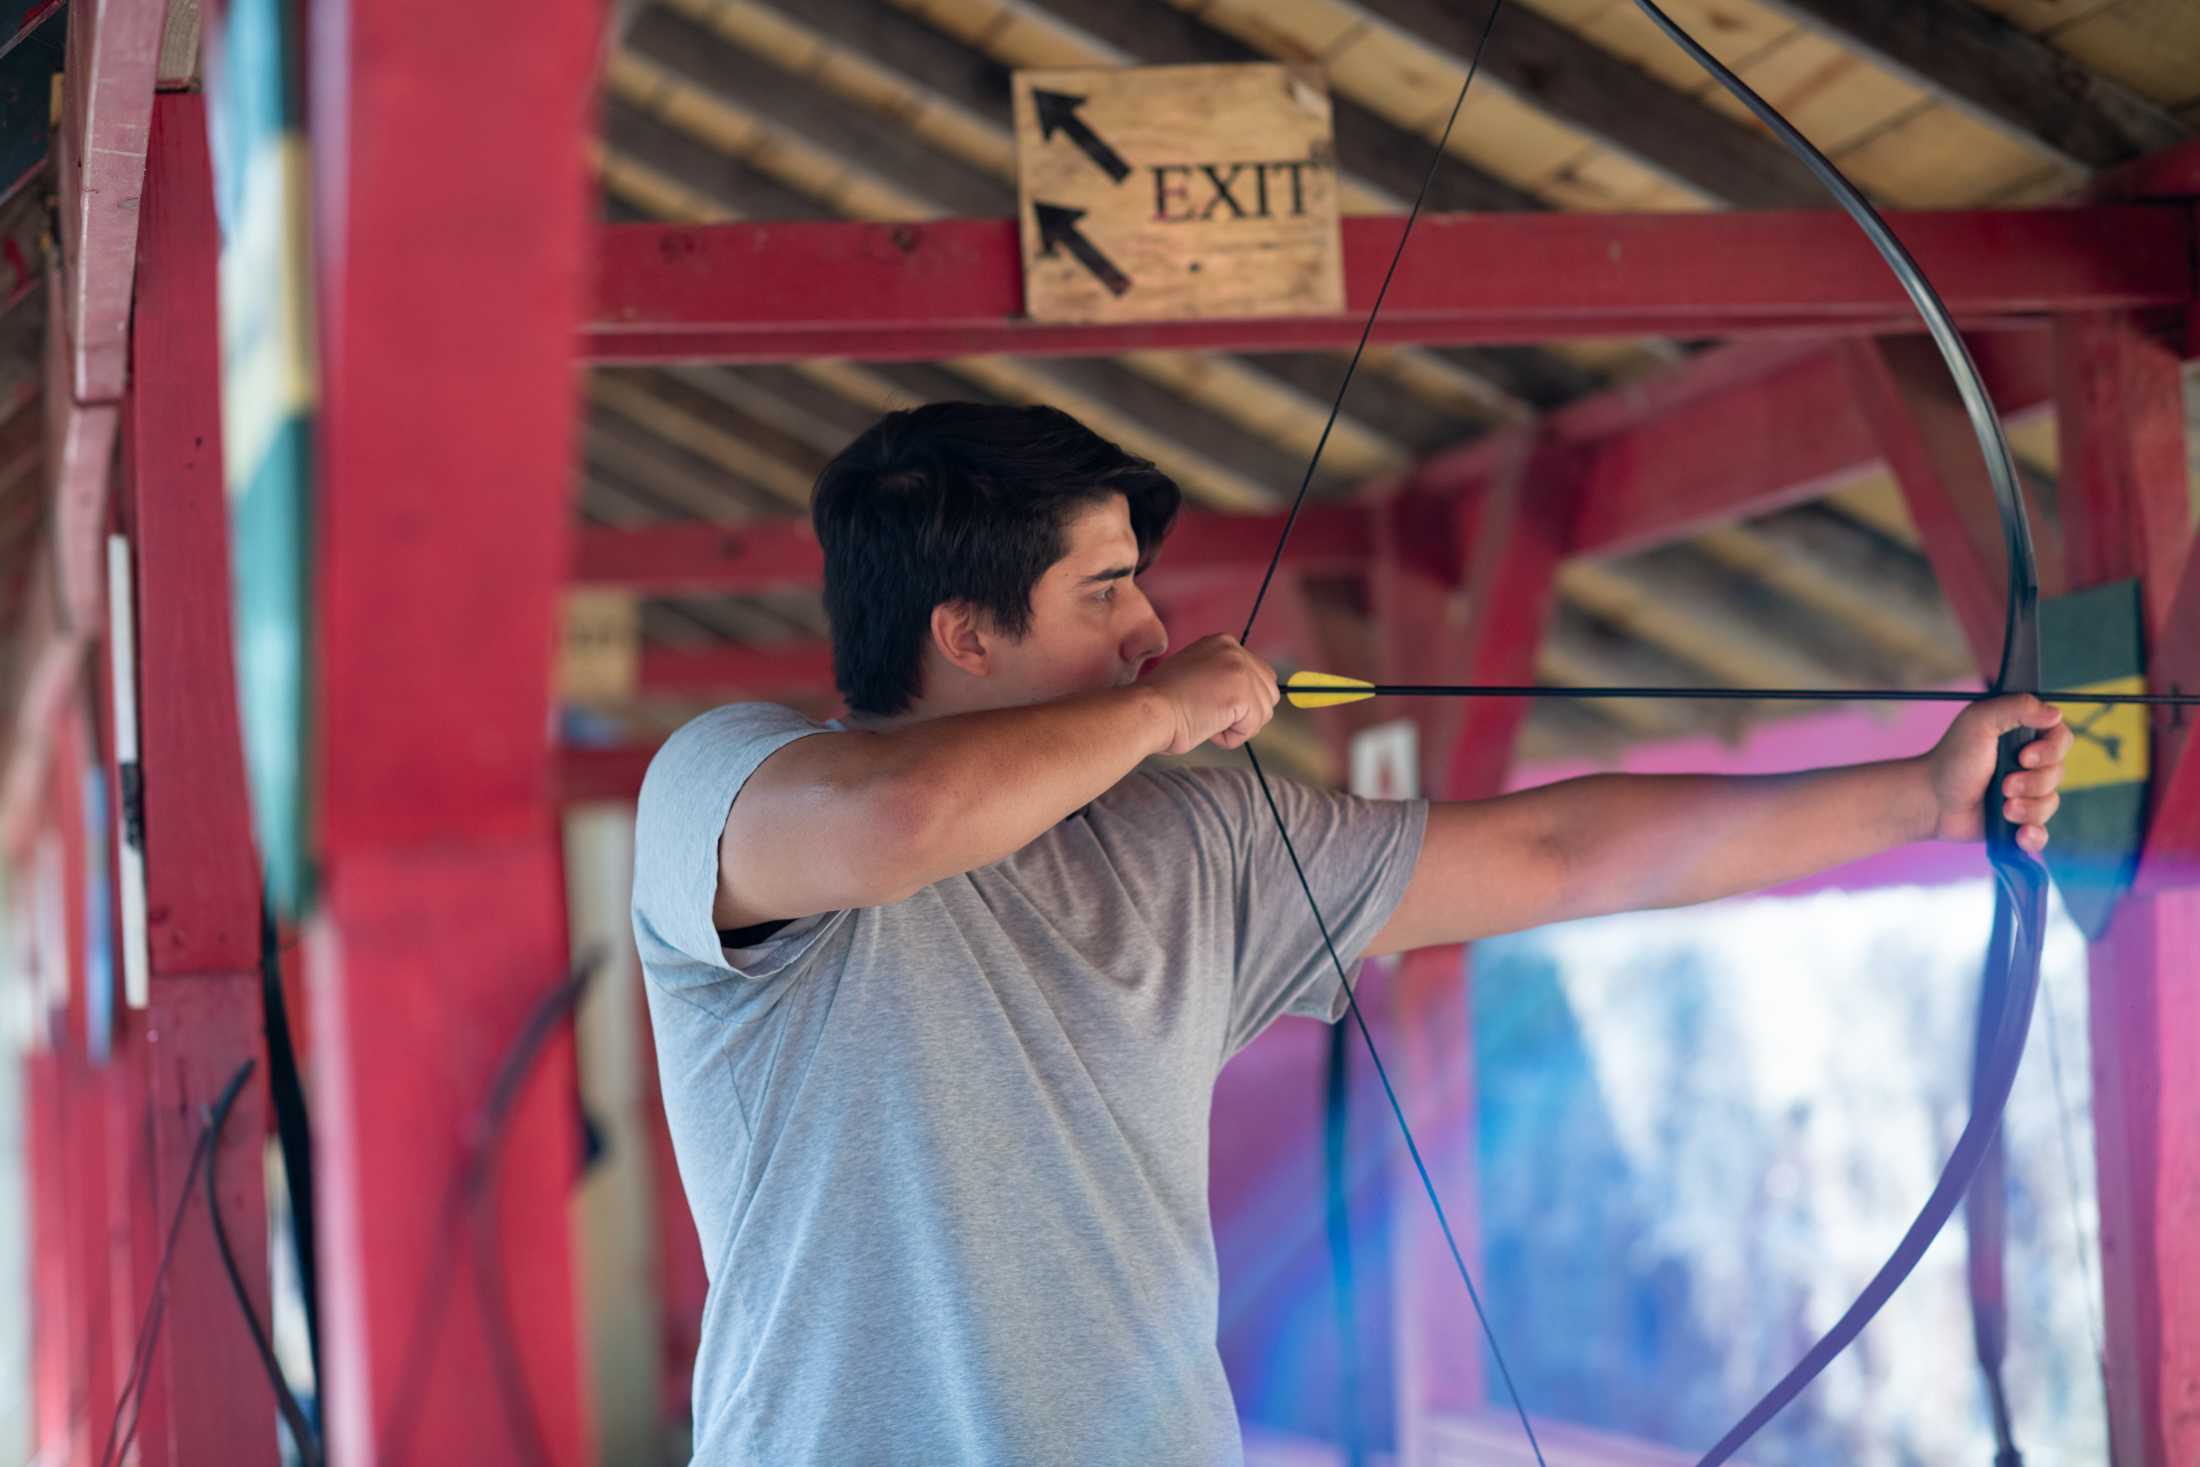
[1033,89,1131,183]
[1034,202,1132,296]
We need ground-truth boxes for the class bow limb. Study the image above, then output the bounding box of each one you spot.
[1627,4,2050,1462]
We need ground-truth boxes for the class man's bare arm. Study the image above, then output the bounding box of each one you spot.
[715,635,1279,928]
[1365,694,2073,956]
[1364,760,1935,956]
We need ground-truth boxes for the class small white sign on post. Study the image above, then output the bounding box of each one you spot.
[1350,719,1420,802]
[1012,63,1345,325]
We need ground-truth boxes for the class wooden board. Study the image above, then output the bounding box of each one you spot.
[1013,63,1344,323]
[559,589,641,704]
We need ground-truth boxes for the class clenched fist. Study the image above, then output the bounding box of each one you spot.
[1143,635,1281,755]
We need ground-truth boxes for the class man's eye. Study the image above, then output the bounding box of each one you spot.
[1097,584,1118,603]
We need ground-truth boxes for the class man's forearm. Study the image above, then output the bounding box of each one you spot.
[1542,758,1939,920]
[867,685,1174,887]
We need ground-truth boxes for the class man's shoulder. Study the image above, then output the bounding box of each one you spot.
[640,701,826,797]
[1092,762,1263,833]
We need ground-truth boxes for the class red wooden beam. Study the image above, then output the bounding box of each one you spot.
[44,258,119,636]
[119,93,279,1467]
[571,518,822,595]
[1390,330,2060,562]
[638,640,834,696]
[585,207,2196,362]
[55,0,163,403]
[302,0,600,1460]
[569,503,1379,594]
[559,743,660,806]
[2087,138,2200,202]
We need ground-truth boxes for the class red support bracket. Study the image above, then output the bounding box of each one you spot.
[1839,335,2013,679]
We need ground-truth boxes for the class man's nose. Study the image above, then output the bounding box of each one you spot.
[1125,597,1167,667]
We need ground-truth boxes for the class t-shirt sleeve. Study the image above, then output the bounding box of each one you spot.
[629,701,846,989]
[1204,768,1428,1056]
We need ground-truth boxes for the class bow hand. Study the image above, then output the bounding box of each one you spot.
[1925,694,2069,854]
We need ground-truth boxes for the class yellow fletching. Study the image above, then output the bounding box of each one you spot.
[1285,672,1375,709]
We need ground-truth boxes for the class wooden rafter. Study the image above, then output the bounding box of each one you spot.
[1765,0,2191,174]
[1345,0,1823,207]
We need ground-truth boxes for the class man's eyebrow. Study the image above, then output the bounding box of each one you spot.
[1077,564,1137,586]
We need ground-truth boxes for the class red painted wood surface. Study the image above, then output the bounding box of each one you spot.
[2047,312,2200,1467]
[44,259,119,637]
[26,1047,68,1464]
[2087,138,2200,201]
[2055,313,2191,644]
[1389,331,2063,560]
[51,695,113,1467]
[54,0,162,403]
[304,0,601,1460]
[569,502,1379,596]
[637,641,836,699]
[308,843,590,1466]
[132,93,261,978]
[114,91,279,1467]
[586,207,2196,361]
[2086,889,2200,1467]
[2137,543,2200,894]
[559,745,661,807]
[1840,336,2013,677]
[566,330,2065,610]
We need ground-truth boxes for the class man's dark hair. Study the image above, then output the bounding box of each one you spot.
[810,402,1181,717]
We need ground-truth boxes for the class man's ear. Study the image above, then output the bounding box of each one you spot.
[930,600,993,680]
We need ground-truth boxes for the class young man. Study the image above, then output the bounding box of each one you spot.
[630,402,2070,1466]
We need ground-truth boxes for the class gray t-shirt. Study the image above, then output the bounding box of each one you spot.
[630,702,1427,1466]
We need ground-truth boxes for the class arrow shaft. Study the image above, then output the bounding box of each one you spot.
[1293,681,2200,707]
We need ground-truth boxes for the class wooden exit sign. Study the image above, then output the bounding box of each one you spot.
[1012,63,1344,325]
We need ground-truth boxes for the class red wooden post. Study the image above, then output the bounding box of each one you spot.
[2136,548,2200,892]
[103,91,280,1467]
[301,0,601,1461]
[2055,313,2190,643]
[1375,442,1573,1460]
[2054,310,2200,1467]
[33,691,113,1467]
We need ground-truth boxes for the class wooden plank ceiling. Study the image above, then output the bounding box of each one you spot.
[4,2,2197,781]
[580,0,2200,779]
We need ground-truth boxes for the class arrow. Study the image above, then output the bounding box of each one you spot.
[1279,671,2200,710]
[1033,202,1131,297]
[1032,89,1131,183]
